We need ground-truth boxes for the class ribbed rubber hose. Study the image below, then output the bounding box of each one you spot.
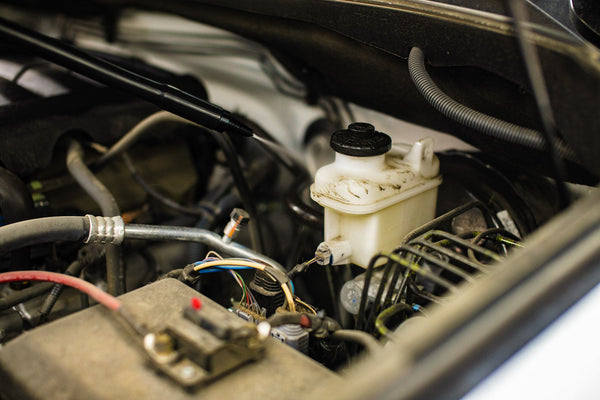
[67,141,124,295]
[407,47,574,159]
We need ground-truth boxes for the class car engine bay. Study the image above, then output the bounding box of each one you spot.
[0,1,599,399]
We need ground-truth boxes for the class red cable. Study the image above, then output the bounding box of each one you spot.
[0,270,122,311]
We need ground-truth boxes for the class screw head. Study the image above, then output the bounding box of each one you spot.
[256,321,271,340]
[180,366,197,380]
[154,333,174,355]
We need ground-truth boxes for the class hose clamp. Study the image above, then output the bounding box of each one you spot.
[85,215,125,245]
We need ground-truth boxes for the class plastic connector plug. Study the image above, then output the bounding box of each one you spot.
[315,239,352,265]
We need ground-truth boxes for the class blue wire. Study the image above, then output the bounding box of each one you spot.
[195,268,222,274]
[195,266,253,273]
[193,260,296,294]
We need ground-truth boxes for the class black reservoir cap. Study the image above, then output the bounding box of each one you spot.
[330,123,391,157]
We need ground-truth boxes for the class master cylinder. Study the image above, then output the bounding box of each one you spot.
[310,123,442,267]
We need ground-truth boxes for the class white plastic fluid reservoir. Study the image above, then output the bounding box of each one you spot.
[310,123,442,268]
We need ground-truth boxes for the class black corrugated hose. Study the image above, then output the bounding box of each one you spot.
[407,47,574,160]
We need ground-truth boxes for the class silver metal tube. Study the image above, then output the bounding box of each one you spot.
[124,224,285,273]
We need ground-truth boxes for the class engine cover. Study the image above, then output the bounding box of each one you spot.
[0,279,337,400]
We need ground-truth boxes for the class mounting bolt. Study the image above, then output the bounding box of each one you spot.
[256,321,271,341]
[154,333,174,355]
[222,208,250,243]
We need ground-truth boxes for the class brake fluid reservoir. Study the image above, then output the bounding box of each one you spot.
[310,123,442,267]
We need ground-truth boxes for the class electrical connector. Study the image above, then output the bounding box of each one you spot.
[315,239,352,265]
[222,208,250,243]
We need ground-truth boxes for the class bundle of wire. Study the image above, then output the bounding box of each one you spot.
[192,256,296,312]
[193,256,260,314]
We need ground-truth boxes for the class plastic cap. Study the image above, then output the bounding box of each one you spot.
[330,123,392,157]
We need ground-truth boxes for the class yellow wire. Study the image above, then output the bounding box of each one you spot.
[281,283,296,312]
[194,259,296,312]
[205,250,224,260]
[294,297,317,314]
[194,259,267,271]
